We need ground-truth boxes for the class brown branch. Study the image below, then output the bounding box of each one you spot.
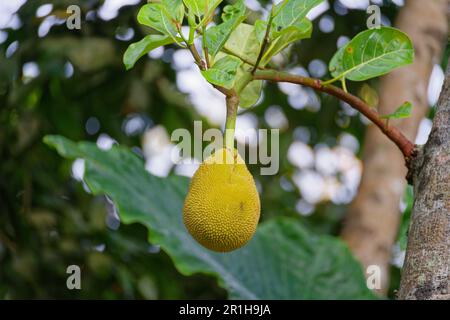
[399,57,450,300]
[341,0,448,296]
[253,69,416,159]
[186,42,233,97]
[188,44,206,70]
[251,12,274,75]
[222,48,267,70]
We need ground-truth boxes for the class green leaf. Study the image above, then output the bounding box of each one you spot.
[205,0,246,57]
[240,79,263,108]
[44,135,376,299]
[201,55,242,89]
[162,0,185,23]
[223,23,260,65]
[261,18,312,66]
[137,3,179,38]
[254,19,266,44]
[381,101,413,119]
[123,35,174,70]
[183,0,222,19]
[206,0,223,18]
[183,0,207,17]
[329,27,414,81]
[234,63,263,108]
[271,0,322,38]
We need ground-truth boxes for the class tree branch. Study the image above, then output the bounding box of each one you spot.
[251,11,274,75]
[186,39,233,97]
[398,57,450,300]
[253,69,416,159]
[341,0,448,296]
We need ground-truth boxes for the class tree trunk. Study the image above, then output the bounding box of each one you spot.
[340,0,448,295]
[398,59,450,300]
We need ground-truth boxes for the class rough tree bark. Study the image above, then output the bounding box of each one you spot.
[398,59,450,300]
[340,0,448,295]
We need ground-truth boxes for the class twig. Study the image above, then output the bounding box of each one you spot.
[253,70,416,159]
[188,44,206,70]
[202,25,210,68]
[185,38,233,97]
[222,48,267,70]
[251,10,274,75]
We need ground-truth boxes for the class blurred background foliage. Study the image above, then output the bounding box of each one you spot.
[0,0,444,299]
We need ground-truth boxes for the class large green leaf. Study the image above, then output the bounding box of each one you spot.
[234,63,263,108]
[183,0,207,17]
[240,79,263,108]
[183,0,222,19]
[123,35,174,70]
[162,0,185,22]
[44,135,375,299]
[261,18,312,66]
[201,55,242,89]
[271,0,322,38]
[137,3,180,38]
[329,27,414,81]
[223,23,260,65]
[205,0,246,57]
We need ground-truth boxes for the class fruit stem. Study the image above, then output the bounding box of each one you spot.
[225,94,239,151]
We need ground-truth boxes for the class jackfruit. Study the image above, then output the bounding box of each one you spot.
[183,148,261,252]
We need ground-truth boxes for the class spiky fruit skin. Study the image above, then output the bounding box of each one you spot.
[183,148,261,252]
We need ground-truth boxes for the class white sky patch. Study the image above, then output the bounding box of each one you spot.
[308,59,327,78]
[307,0,330,20]
[295,199,315,216]
[98,0,141,21]
[391,0,405,6]
[64,61,74,78]
[315,146,338,176]
[292,170,325,204]
[96,133,117,150]
[288,142,362,205]
[288,141,315,169]
[71,159,85,181]
[115,27,134,41]
[264,105,288,130]
[235,113,259,147]
[36,3,53,18]
[6,41,19,58]
[22,62,40,79]
[338,0,369,10]
[172,49,194,70]
[337,35,350,48]
[245,0,263,11]
[38,15,65,38]
[122,114,146,136]
[415,118,433,145]
[142,125,175,177]
[148,46,164,59]
[145,147,174,177]
[176,65,226,126]
[279,67,310,109]
[0,0,26,29]
[0,31,8,44]
[428,64,445,106]
[174,160,199,178]
[293,127,311,143]
[338,132,360,153]
[391,243,406,268]
[319,15,335,33]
